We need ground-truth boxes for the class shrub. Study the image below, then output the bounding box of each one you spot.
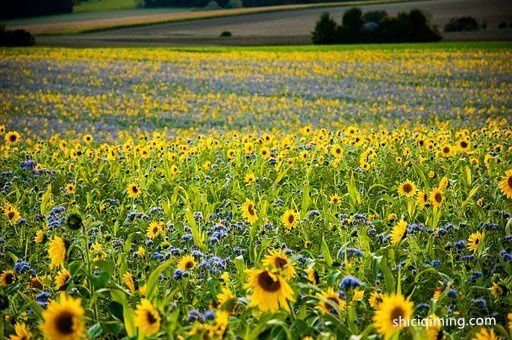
[0,28,35,46]
[311,12,338,44]
[444,17,479,32]
[226,0,243,8]
[498,22,507,29]
[220,31,232,37]
[362,10,387,24]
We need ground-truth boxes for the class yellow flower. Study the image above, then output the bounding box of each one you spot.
[316,287,346,313]
[134,299,161,336]
[467,231,484,253]
[263,250,296,279]
[123,272,135,293]
[177,255,197,271]
[34,229,46,244]
[5,131,20,145]
[65,183,75,195]
[429,187,444,208]
[440,144,454,157]
[425,314,442,340]
[126,183,140,198]
[373,293,413,339]
[244,172,256,184]
[54,268,70,290]
[241,199,258,224]
[49,236,66,268]
[282,210,298,230]
[398,180,416,197]
[499,169,512,199]
[217,286,237,311]
[245,268,295,312]
[391,220,407,245]
[331,144,344,158]
[136,246,146,257]
[10,322,31,340]
[416,191,429,206]
[473,328,499,340]
[82,134,93,143]
[0,270,16,287]
[139,284,147,296]
[40,295,84,340]
[352,288,364,301]
[369,291,384,309]
[147,221,163,239]
[330,194,342,205]
[4,204,21,225]
[508,312,512,331]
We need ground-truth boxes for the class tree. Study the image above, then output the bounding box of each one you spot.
[311,12,338,44]
[342,8,363,31]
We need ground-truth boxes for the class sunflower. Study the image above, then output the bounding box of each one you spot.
[82,134,93,143]
[263,250,296,279]
[10,322,31,340]
[490,282,507,298]
[307,268,319,285]
[369,291,384,309]
[473,328,499,340]
[425,314,441,340]
[147,221,162,239]
[244,173,255,184]
[373,293,413,339]
[123,272,135,293]
[49,236,66,268]
[217,286,237,311]
[429,187,444,208]
[34,229,46,244]
[55,268,70,290]
[241,199,258,224]
[457,139,471,152]
[316,287,346,314]
[508,312,512,331]
[467,231,484,253]
[126,183,140,198]
[65,184,75,195]
[134,299,161,336]
[282,210,298,230]
[398,180,416,197]
[499,169,512,199]
[331,144,344,158]
[40,295,84,340]
[416,191,429,206]
[391,220,407,245]
[4,204,21,224]
[440,144,453,157]
[330,194,342,205]
[177,255,197,271]
[5,131,20,145]
[0,270,16,287]
[245,268,295,312]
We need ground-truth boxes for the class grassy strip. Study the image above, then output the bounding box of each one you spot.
[73,0,139,13]
[41,0,412,35]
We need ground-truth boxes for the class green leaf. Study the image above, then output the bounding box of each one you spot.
[146,259,172,300]
[88,323,103,338]
[40,184,52,216]
[379,256,396,293]
[110,290,136,337]
[321,237,333,266]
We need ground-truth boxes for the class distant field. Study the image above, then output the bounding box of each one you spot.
[73,0,138,13]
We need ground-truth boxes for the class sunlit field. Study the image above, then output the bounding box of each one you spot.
[1,43,511,339]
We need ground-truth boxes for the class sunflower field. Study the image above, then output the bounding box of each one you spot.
[0,43,512,339]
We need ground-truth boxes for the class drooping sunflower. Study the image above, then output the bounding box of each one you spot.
[499,169,512,199]
[429,187,444,208]
[5,131,20,145]
[398,180,416,197]
[126,183,140,199]
[34,229,46,244]
[40,295,84,340]
[177,255,197,271]
[391,220,407,245]
[373,293,413,339]
[0,270,16,287]
[49,236,66,268]
[55,268,70,290]
[473,328,499,340]
[467,231,484,253]
[134,299,161,336]
[263,250,296,279]
[10,322,31,340]
[282,210,298,230]
[316,287,346,314]
[241,199,258,224]
[416,191,429,206]
[123,272,135,293]
[245,268,295,312]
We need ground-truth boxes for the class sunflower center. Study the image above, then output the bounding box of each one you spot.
[326,296,339,312]
[8,211,15,220]
[508,176,512,188]
[132,187,138,193]
[403,184,412,193]
[435,193,442,202]
[153,227,158,234]
[9,135,17,142]
[274,257,288,269]
[5,273,14,284]
[185,261,194,269]
[288,215,295,224]
[443,147,450,153]
[55,312,74,334]
[146,311,157,325]
[248,204,255,216]
[390,306,406,325]
[257,271,281,292]
[460,141,468,148]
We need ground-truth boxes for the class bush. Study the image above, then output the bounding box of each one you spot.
[498,22,507,29]
[220,31,232,37]
[362,10,387,24]
[0,28,35,46]
[226,0,242,8]
[444,17,479,32]
[311,12,338,45]
[312,8,441,44]
[204,0,221,9]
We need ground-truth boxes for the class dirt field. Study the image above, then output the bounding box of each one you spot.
[36,0,512,46]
